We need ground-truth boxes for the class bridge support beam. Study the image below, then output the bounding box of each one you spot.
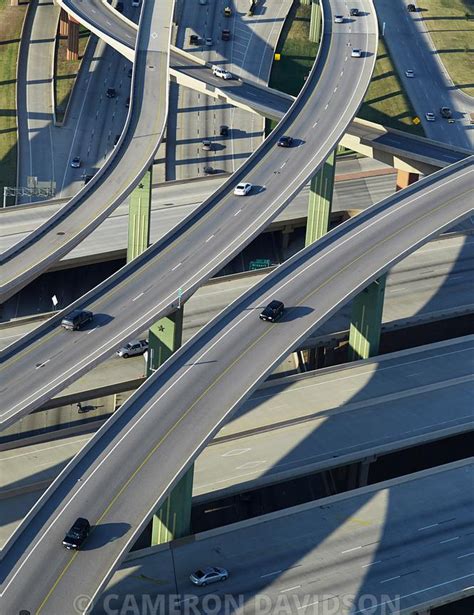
[151,464,194,544]
[127,167,152,262]
[66,16,79,61]
[59,8,69,36]
[396,169,419,191]
[305,149,336,245]
[125,171,191,545]
[309,0,322,44]
[147,310,184,376]
[347,170,420,361]
[348,275,386,361]
[147,309,193,545]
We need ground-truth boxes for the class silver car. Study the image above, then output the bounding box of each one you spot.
[190,567,228,586]
[116,339,148,358]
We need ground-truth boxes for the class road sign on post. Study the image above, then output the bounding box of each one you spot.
[177,287,183,309]
[52,295,59,310]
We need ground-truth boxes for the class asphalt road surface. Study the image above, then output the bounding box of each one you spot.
[0,0,173,302]
[97,460,474,615]
[0,153,471,614]
[0,0,379,429]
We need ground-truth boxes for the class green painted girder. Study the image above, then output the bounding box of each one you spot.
[305,149,336,246]
[127,167,152,263]
[348,275,387,361]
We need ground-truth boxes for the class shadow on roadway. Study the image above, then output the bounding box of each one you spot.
[83,522,131,550]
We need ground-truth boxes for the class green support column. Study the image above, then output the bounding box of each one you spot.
[305,149,336,246]
[151,465,194,544]
[147,309,184,376]
[127,166,152,263]
[309,0,322,43]
[348,275,387,361]
[126,170,193,545]
[147,308,194,544]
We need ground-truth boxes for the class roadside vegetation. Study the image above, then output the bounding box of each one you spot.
[359,39,424,135]
[268,1,423,136]
[269,2,318,96]
[421,0,474,96]
[55,24,90,122]
[0,0,27,195]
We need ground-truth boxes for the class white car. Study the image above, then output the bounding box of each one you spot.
[334,15,344,23]
[70,157,81,168]
[205,37,213,46]
[405,69,414,78]
[351,48,362,58]
[234,182,252,196]
[212,65,233,80]
[425,112,435,121]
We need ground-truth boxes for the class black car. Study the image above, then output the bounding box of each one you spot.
[349,7,359,16]
[114,133,121,147]
[440,106,452,119]
[259,300,284,322]
[116,1,124,11]
[61,309,93,331]
[407,3,416,11]
[277,136,293,148]
[220,125,229,136]
[125,96,130,108]
[189,34,199,45]
[62,518,90,550]
[106,87,117,98]
[221,29,231,41]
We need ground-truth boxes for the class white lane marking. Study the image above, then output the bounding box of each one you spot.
[298,600,319,610]
[280,585,301,593]
[324,103,329,109]
[261,570,282,578]
[342,545,362,554]
[87,327,98,335]
[458,552,474,559]
[380,575,400,584]
[280,162,287,169]
[418,523,438,531]
[361,560,382,568]
[35,360,50,369]
[334,87,338,93]
[221,448,250,457]
[234,209,241,216]
[235,460,266,470]
[0,437,90,461]
[312,121,318,127]
[171,263,182,271]
[440,536,459,544]
[132,292,144,301]
[205,234,215,242]
[353,573,474,614]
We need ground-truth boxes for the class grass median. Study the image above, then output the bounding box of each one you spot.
[0,0,27,196]
[359,39,424,135]
[420,0,474,96]
[268,1,423,136]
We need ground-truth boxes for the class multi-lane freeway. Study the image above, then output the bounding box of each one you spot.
[1,0,473,612]
[0,0,173,303]
[0,0,379,428]
[1,152,472,612]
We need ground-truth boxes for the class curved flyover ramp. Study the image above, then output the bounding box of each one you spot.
[1,154,472,614]
[0,0,172,304]
[0,0,378,430]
